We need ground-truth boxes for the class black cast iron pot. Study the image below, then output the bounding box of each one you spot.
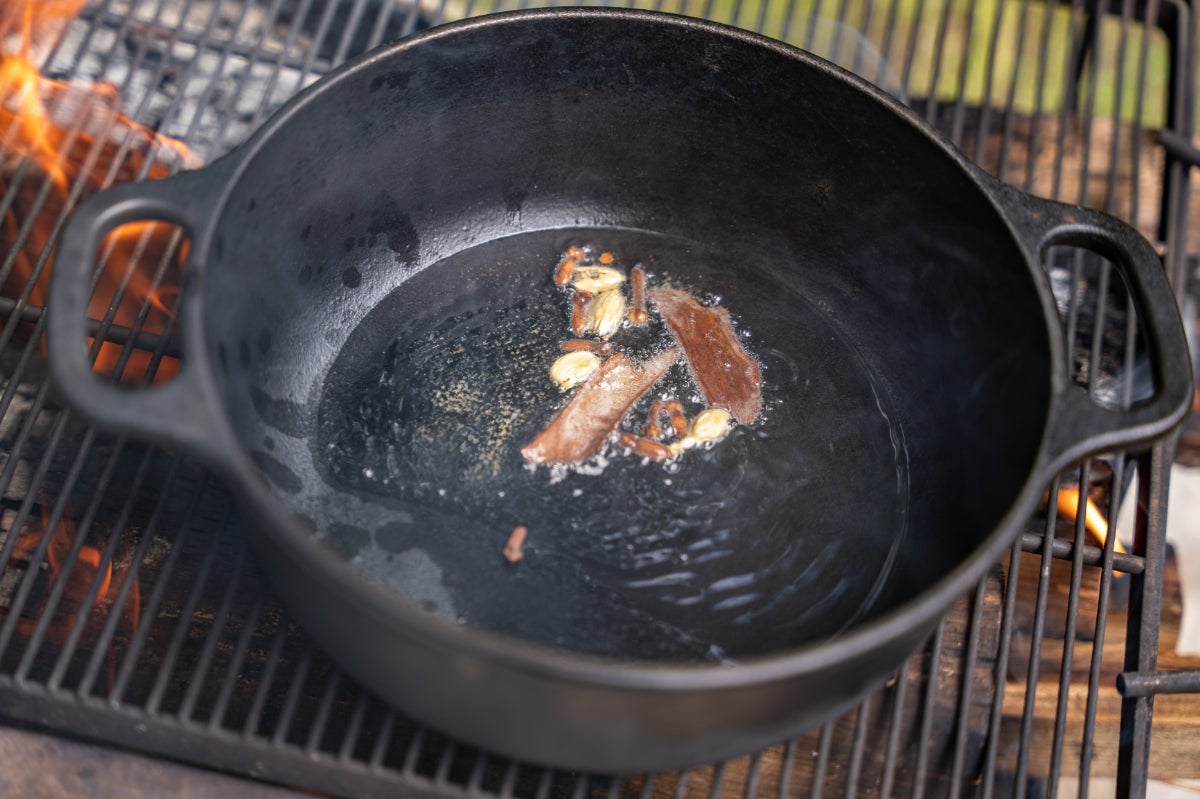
[47,9,1192,772]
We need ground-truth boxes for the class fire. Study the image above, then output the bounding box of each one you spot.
[1055,485,1127,555]
[1,0,197,382]
[9,501,141,654]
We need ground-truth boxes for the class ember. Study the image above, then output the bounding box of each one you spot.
[1,0,196,382]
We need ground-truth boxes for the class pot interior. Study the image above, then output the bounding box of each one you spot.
[201,12,1052,660]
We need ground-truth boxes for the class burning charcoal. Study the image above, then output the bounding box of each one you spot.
[649,287,762,424]
[521,348,678,465]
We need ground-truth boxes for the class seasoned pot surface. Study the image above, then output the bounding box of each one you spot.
[199,10,1052,666]
[307,228,909,660]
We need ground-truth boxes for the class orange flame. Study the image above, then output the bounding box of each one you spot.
[1055,485,1127,555]
[1,0,197,383]
[8,502,141,655]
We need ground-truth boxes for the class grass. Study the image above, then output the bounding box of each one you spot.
[441,0,1173,129]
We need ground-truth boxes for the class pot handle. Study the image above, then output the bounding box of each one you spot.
[1001,186,1193,472]
[47,169,231,465]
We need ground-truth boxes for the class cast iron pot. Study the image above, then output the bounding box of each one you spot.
[48,9,1192,771]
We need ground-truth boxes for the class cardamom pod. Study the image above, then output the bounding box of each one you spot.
[549,351,601,391]
[584,289,626,338]
[573,266,626,293]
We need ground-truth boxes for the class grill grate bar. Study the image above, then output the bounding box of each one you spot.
[910,618,944,799]
[980,535,1025,799]
[177,541,247,720]
[1014,474,1061,799]
[996,0,1035,185]
[1078,452,1132,797]
[167,0,280,157]
[45,452,175,690]
[57,458,185,694]
[12,435,150,682]
[1077,0,1110,207]
[0,296,182,357]
[1047,463,1094,792]
[185,0,292,153]
[0,0,190,416]
[239,0,314,136]
[239,613,289,739]
[0,415,94,656]
[878,658,910,799]
[465,745,487,793]
[741,750,763,799]
[296,0,342,80]
[1021,0,1058,194]
[207,589,265,731]
[329,0,373,68]
[305,667,341,754]
[368,707,396,771]
[270,644,312,746]
[341,687,377,765]
[946,0,978,145]
[708,761,726,799]
[948,577,987,799]
[922,0,956,126]
[897,0,926,110]
[74,3,320,81]
[674,768,692,799]
[1019,531,1146,573]
[775,739,796,799]
[0,1,1192,796]
[1117,442,1174,797]
[102,470,207,701]
[809,721,832,799]
[843,694,869,799]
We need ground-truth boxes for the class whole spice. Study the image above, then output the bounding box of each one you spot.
[618,432,672,462]
[570,291,591,337]
[665,400,688,437]
[521,348,679,464]
[688,408,732,442]
[628,265,648,326]
[561,339,612,355]
[573,266,626,294]
[584,289,626,339]
[643,398,665,439]
[549,350,601,391]
[503,525,528,563]
[553,255,576,286]
[650,287,762,424]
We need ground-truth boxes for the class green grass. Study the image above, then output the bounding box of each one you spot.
[442,0,1173,128]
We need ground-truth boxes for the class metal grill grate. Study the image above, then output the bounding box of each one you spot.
[0,1,1195,797]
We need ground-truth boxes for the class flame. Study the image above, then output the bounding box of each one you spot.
[1,0,197,383]
[1055,485,1127,555]
[8,502,141,656]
